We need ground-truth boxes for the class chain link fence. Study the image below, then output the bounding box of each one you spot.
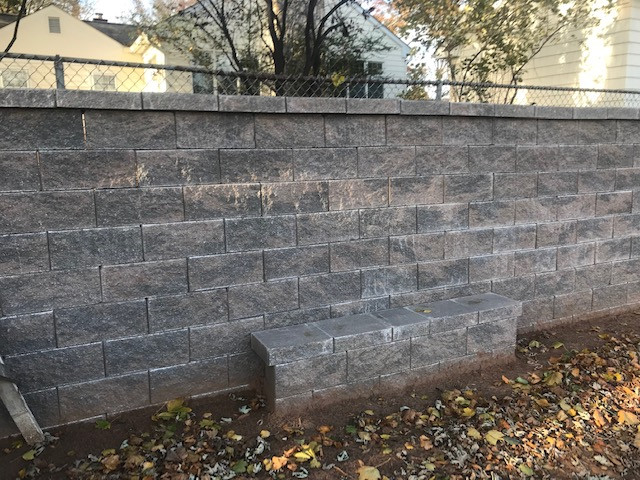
[2,52,640,108]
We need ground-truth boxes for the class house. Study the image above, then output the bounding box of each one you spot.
[0,3,409,97]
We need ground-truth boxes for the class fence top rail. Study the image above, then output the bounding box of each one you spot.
[3,51,640,96]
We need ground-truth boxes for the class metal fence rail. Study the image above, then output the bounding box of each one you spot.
[2,52,640,108]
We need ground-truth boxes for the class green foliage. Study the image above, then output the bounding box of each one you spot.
[394,0,615,103]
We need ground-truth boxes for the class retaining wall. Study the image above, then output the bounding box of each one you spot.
[1,89,640,436]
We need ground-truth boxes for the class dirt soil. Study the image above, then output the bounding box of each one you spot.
[1,311,640,480]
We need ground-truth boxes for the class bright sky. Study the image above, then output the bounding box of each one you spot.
[90,0,146,23]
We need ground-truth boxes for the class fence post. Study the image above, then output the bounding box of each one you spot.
[54,55,65,89]
[435,80,443,101]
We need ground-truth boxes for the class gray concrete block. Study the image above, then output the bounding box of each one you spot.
[347,98,400,114]
[598,144,637,169]
[538,172,578,196]
[389,176,443,206]
[0,232,49,275]
[469,201,515,227]
[0,268,100,315]
[14,388,60,430]
[361,264,417,297]
[325,115,385,146]
[493,118,537,145]
[330,238,389,271]
[443,174,493,203]
[445,281,492,299]
[417,203,468,232]
[219,95,285,113]
[596,191,633,216]
[49,226,143,269]
[415,146,468,174]
[329,178,388,210]
[190,316,263,360]
[229,351,264,388]
[142,220,224,261]
[374,307,430,340]
[578,170,616,193]
[418,259,468,289]
[537,221,577,247]
[229,279,298,319]
[627,281,640,303]
[493,225,537,252]
[0,312,55,356]
[148,290,227,332]
[264,306,331,329]
[293,148,358,180]
[400,100,450,115]
[556,194,596,220]
[360,206,417,238]
[4,343,104,392]
[450,102,495,117]
[297,210,359,244]
[468,146,516,172]
[493,173,538,199]
[557,243,595,269]
[95,187,184,227]
[596,238,631,263]
[0,152,40,192]
[271,352,346,397]
[150,357,228,403]
[226,215,296,252]
[59,372,149,422]
[418,300,479,334]
[467,317,516,354]
[411,328,467,367]
[184,183,261,220]
[136,149,220,186]
[573,107,608,120]
[513,248,556,275]
[613,257,640,284]
[56,300,147,347]
[287,97,346,113]
[469,253,514,281]
[451,292,522,322]
[188,252,263,290]
[347,340,409,381]
[142,92,218,111]
[358,146,416,177]
[176,112,254,148]
[535,269,576,297]
[575,263,612,289]
[86,110,176,149]
[252,323,332,366]
[0,109,84,150]
[0,88,55,108]
[390,233,444,264]
[615,214,640,237]
[607,108,639,120]
[299,271,361,308]
[0,191,96,234]
[576,217,613,242]
[101,259,187,302]
[330,297,389,317]
[389,289,446,308]
[615,168,640,191]
[256,114,324,148]
[262,182,329,214]
[220,149,293,183]
[592,284,627,310]
[105,330,189,375]
[445,229,493,258]
[265,245,329,280]
[556,146,598,171]
[58,90,142,110]
[520,298,554,328]
[491,275,536,301]
[315,313,392,350]
[443,117,493,145]
[516,146,557,172]
[538,119,615,145]
[387,116,442,145]
[554,290,593,318]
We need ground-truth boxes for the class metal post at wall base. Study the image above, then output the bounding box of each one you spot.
[0,356,44,445]
[54,55,65,90]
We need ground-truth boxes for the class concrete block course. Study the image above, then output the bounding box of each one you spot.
[3,93,640,433]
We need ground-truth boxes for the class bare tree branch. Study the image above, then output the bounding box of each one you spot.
[4,0,28,53]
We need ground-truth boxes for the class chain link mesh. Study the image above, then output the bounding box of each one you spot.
[2,52,640,108]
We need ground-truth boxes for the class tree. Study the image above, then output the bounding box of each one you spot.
[0,0,94,17]
[392,0,615,103]
[134,0,389,85]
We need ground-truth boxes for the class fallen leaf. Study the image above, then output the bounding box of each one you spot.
[519,464,534,476]
[357,465,381,480]
[593,410,607,427]
[485,430,504,446]
[21,450,35,461]
[618,410,639,425]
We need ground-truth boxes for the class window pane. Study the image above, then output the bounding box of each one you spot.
[1,70,29,88]
[93,74,116,91]
[368,62,383,75]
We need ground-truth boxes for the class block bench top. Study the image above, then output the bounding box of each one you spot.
[251,293,521,366]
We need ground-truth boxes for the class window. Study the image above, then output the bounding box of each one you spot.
[1,70,29,88]
[92,73,116,91]
[345,61,384,99]
[48,17,61,34]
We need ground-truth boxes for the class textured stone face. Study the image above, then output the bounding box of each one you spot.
[96,188,184,227]
[86,110,177,149]
[176,112,254,148]
[0,152,41,192]
[101,260,188,302]
[137,150,220,186]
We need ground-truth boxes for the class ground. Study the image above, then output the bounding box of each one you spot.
[1,312,640,480]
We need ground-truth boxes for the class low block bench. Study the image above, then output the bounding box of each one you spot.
[251,293,522,411]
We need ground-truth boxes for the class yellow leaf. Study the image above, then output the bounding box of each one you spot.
[260,430,271,438]
[535,398,550,408]
[142,461,154,470]
[593,410,607,427]
[485,430,504,445]
[544,371,563,386]
[364,409,374,415]
[101,455,120,472]
[519,464,534,476]
[461,407,476,418]
[618,410,639,425]
[501,375,511,384]
[21,450,35,461]
[271,456,287,471]
[166,398,184,411]
[404,442,414,450]
[294,451,313,461]
[317,425,332,434]
[357,465,382,480]
[467,427,482,439]
[419,435,433,450]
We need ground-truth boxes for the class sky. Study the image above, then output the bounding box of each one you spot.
[90,0,146,23]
